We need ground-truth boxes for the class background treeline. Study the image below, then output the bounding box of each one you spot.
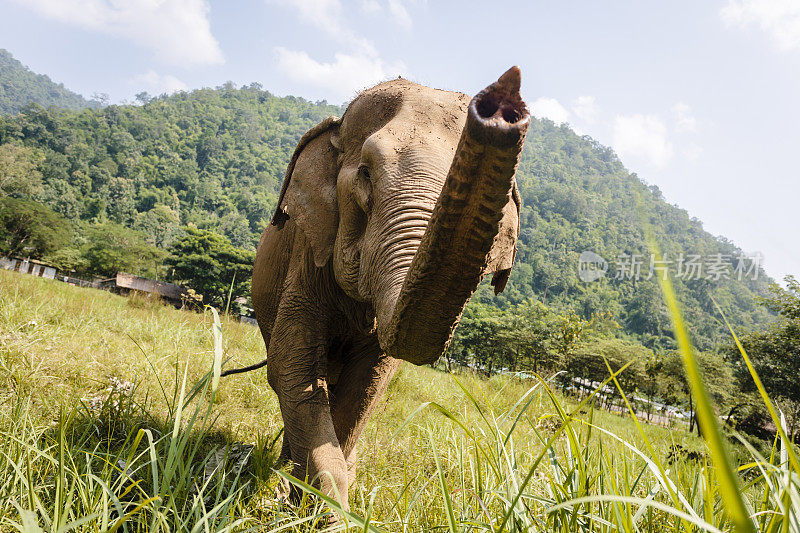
[448,278,800,442]
[0,81,339,249]
[0,49,99,114]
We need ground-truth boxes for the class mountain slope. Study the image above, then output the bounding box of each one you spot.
[0,49,95,114]
[0,84,774,349]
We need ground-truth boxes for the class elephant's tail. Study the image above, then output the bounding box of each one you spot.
[220,358,268,377]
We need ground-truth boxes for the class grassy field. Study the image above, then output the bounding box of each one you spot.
[0,269,796,532]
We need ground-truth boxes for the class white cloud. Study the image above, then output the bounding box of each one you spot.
[682,143,703,161]
[133,70,188,96]
[387,0,412,29]
[530,97,570,124]
[270,0,408,100]
[12,0,224,66]
[360,0,381,13]
[612,114,674,169]
[672,102,697,133]
[721,0,800,51]
[269,0,376,53]
[270,0,344,35]
[358,0,414,28]
[572,95,598,123]
[275,47,405,101]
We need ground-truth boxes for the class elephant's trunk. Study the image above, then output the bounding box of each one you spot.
[377,66,530,365]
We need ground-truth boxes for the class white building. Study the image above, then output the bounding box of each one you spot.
[0,257,57,279]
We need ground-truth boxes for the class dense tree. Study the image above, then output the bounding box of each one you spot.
[45,246,87,274]
[726,277,800,437]
[659,350,733,435]
[0,81,337,253]
[640,353,664,421]
[447,300,600,376]
[165,227,255,306]
[760,276,800,320]
[81,222,164,278]
[0,49,96,114]
[447,304,504,375]
[0,143,42,197]
[0,197,72,258]
[564,338,649,405]
[133,204,183,248]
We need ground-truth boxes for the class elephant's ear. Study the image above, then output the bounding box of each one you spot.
[272,116,342,267]
[486,183,521,294]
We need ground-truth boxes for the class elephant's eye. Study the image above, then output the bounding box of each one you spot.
[358,164,371,181]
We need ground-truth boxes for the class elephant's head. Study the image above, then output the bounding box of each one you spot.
[273,67,530,365]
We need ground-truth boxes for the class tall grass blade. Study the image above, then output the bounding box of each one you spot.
[547,495,724,532]
[428,427,458,533]
[645,231,754,532]
[210,307,223,395]
[274,471,385,532]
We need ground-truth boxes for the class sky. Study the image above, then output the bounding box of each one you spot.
[0,0,797,282]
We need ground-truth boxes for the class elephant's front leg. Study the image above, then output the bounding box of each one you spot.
[267,298,350,509]
[330,335,401,484]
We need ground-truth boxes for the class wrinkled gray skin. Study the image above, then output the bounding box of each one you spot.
[246,68,529,508]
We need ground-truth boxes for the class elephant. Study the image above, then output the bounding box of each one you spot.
[223,67,530,509]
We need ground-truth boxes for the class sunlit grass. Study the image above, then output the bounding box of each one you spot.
[1,269,798,531]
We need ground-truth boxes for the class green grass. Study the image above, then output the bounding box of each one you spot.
[0,269,797,531]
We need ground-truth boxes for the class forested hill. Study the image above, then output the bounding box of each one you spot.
[0,49,96,114]
[0,83,774,350]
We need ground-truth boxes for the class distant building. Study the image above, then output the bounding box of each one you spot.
[1,256,57,279]
[233,295,257,325]
[96,272,192,307]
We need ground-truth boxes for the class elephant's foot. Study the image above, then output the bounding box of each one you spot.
[274,469,344,527]
[288,457,351,512]
[273,436,294,502]
[275,472,293,503]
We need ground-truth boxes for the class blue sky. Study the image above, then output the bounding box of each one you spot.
[0,0,797,281]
